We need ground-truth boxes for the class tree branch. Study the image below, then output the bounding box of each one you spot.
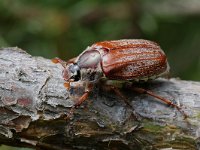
[0,47,199,150]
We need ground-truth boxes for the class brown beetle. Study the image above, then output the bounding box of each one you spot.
[53,39,186,118]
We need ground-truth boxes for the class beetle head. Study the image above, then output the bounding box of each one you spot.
[64,63,81,82]
[64,50,103,82]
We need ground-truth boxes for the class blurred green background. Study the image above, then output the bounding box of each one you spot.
[1,0,200,81]
[0,0,200,149]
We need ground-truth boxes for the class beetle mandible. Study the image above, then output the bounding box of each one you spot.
[53,39,186,118]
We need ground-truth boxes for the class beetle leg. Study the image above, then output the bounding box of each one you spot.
[66,91,90,119]
[66,83,93,119]
[64,82,71,90]
[109,86,132,108]
[102,84,139,120]
[130,86,187,118]
[74,90,91,108]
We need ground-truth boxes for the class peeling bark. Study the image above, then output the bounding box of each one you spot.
[0,47,200,150]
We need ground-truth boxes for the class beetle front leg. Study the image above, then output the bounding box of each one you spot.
[63,82,71,90]
[66,83,93,119]
[66,91,90,119]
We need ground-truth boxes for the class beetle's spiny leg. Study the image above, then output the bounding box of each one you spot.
[102,84,139,120]
[65,83,93,120]
[65,91,91,120]
[74,91,90,108]
[130,86,187,118]
[109,86,132,108]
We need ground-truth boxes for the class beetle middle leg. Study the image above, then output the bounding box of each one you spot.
[101,83,139,120]
[108,85,132,108]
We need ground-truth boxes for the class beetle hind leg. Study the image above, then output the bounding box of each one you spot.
[128,86,187,118]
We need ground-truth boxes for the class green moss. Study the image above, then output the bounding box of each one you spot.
[139,123,196,149]
[196,112,200,118]
[142,121,165,133]
[168,137,196,150]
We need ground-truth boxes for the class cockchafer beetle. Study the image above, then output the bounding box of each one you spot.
[52,39,186,118]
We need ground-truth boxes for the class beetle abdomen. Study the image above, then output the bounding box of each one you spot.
[100,39,169,80]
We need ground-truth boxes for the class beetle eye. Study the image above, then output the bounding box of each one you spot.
[69,64,80,73]
[68,63,81,81]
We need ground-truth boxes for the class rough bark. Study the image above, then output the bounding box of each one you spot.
[0,47,200,150]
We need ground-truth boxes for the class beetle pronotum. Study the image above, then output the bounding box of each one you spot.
[52,39,186,118]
